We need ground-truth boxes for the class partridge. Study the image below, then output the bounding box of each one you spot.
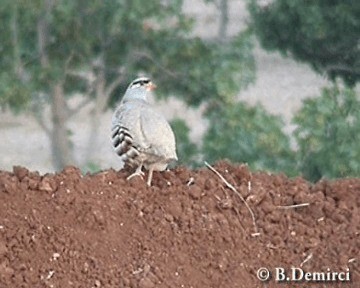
[111,77,177,186]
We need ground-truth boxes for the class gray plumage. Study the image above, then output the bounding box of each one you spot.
[111,77,177,186]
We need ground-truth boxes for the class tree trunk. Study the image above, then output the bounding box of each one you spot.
[11,5,23,78]
[50,82,75,170]
[36,0,75,171]
[83,60,124,167]
[218,0,229,41]
[83,69,106,165]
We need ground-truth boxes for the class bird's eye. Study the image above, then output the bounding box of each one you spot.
[142,79,150,85]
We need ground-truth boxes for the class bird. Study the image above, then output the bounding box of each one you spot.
[111,77,178,186]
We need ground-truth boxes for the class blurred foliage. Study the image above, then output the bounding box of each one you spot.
[0,73,32,113]
[81,161,102,175]
[170,118,200,167]
[248,0,360,86]
[293,84,360,181]
[0,0,255,111]
[203,101,297,175]
[0,0,255,170]
[151,29,255,107]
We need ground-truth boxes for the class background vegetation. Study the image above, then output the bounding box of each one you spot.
[1,0,359,181]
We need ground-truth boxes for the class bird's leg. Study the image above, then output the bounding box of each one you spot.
[127,164,144,181]
[146,167,154,187]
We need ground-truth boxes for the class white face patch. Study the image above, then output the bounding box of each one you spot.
[129,82,143,89]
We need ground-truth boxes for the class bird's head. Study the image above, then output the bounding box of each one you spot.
[122,77,156,103]
[129,77,157,91]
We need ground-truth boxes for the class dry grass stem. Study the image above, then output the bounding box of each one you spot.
[186,177,195,186]
[276,203,310,209]
[300,253,313,267]
[204,161,259,235]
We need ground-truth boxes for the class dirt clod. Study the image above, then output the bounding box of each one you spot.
[0,163,359,287]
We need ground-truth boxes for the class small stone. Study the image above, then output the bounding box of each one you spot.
[139,277,155,288]
[39,177,56,192]
[188,185,202,200]
[62,166,83,178]
[122,278,130,286]
[13,166,29,180]
[204,178,216,190]
[164,213,174,222]
[52,252,60,260]
[2,176,19,194]
[0,241,8,257]
[28,178,39,190]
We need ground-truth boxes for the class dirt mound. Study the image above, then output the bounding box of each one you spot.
[0,162,359,287]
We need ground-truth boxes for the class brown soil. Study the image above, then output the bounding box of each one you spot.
[0,161,359,287]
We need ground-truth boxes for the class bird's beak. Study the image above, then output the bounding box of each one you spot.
[146,82,157,91]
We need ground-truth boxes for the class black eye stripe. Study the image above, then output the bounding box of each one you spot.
[132,78,150,86]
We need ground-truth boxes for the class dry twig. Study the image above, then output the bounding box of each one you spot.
[276,203,310,209]
[186,177,195,186]
[204,161,259,236]
[300,253,313,267]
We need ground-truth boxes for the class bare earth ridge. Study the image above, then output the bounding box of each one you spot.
[0,162,359,287]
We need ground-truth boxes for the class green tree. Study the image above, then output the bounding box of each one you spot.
[203,101,296,175]
[195,0,298,175]
[0,0,255,170]
[170,118,199,167]
[248,0,360,85]
[293,84,360,181]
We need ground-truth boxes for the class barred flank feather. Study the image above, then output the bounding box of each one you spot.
[111,125,140,162]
